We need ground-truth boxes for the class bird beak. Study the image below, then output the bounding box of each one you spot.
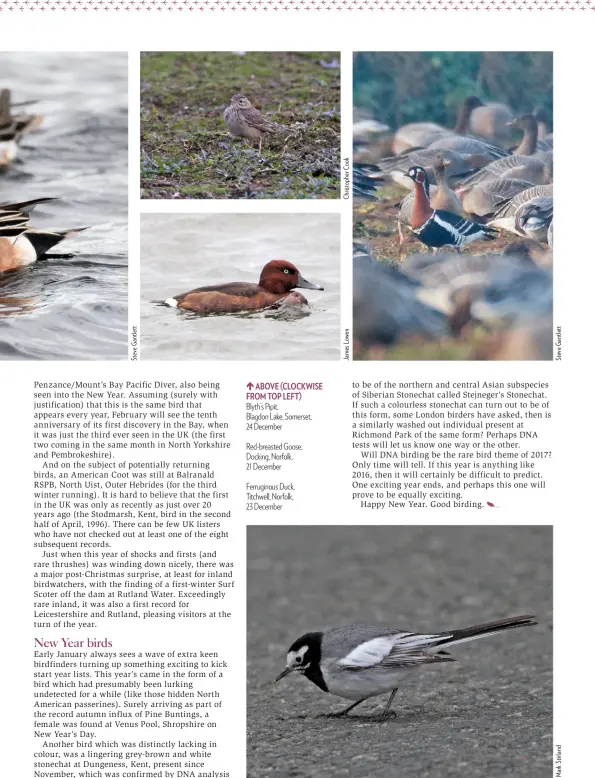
[274,667,293,683]
[296,274,324,291]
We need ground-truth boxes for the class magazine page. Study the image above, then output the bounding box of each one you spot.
[1,6,586,778]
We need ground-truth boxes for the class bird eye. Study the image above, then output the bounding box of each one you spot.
[283,269,289,274]
[295,656,302,664]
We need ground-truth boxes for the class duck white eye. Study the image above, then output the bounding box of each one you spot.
[283,269,290,274]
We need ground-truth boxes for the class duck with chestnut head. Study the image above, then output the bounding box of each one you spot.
[163,259,324,314]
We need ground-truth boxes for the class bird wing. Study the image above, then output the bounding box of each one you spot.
[427,136,496,158]
[338,631,454,670]
[337,635,395,667]
[433,210,497,239]
[176,282,263,300]
[491,184,554,220]
[242,106,286,134]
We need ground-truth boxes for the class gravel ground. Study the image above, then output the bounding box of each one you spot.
[247,526,552,778]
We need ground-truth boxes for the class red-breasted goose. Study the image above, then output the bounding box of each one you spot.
[405,166,498,250]
[398,157,463,226]
[395,158,464,246]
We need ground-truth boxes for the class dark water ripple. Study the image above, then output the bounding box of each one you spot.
[0,52,128,360]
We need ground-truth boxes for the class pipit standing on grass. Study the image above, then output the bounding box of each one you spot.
[223,94,290,155]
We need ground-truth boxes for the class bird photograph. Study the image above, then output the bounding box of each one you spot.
[248,525,552,777]
[353,52,553,361]
[223,93,291,156]
[141,52,340,199]
[140,213,339,361]
[0,52,128,361]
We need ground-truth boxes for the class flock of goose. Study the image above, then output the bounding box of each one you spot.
[353,96,553,359]
[0,89,88,273]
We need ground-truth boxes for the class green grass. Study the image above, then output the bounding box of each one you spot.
[140,52,341,199]
[354,330,497,361]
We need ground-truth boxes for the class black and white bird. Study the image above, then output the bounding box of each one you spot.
[405,166,498,250]
[275,614,537,718]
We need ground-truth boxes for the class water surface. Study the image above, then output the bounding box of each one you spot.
[0,52,128,360]
[141,213,340,360]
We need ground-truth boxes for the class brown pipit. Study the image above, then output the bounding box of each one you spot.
[223,94,290,154]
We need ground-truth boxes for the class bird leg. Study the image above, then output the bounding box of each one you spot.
[381,688,399,719]
[258,136,262,156]
[329,698,367,717]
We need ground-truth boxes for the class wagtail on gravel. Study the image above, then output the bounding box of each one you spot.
[275,614,537,718]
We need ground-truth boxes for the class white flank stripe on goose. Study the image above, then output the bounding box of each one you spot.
[416,215,433,231]
[459,232,482,246]
[431,213,461,241]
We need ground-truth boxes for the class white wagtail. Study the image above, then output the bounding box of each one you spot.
[275,614,537,718]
